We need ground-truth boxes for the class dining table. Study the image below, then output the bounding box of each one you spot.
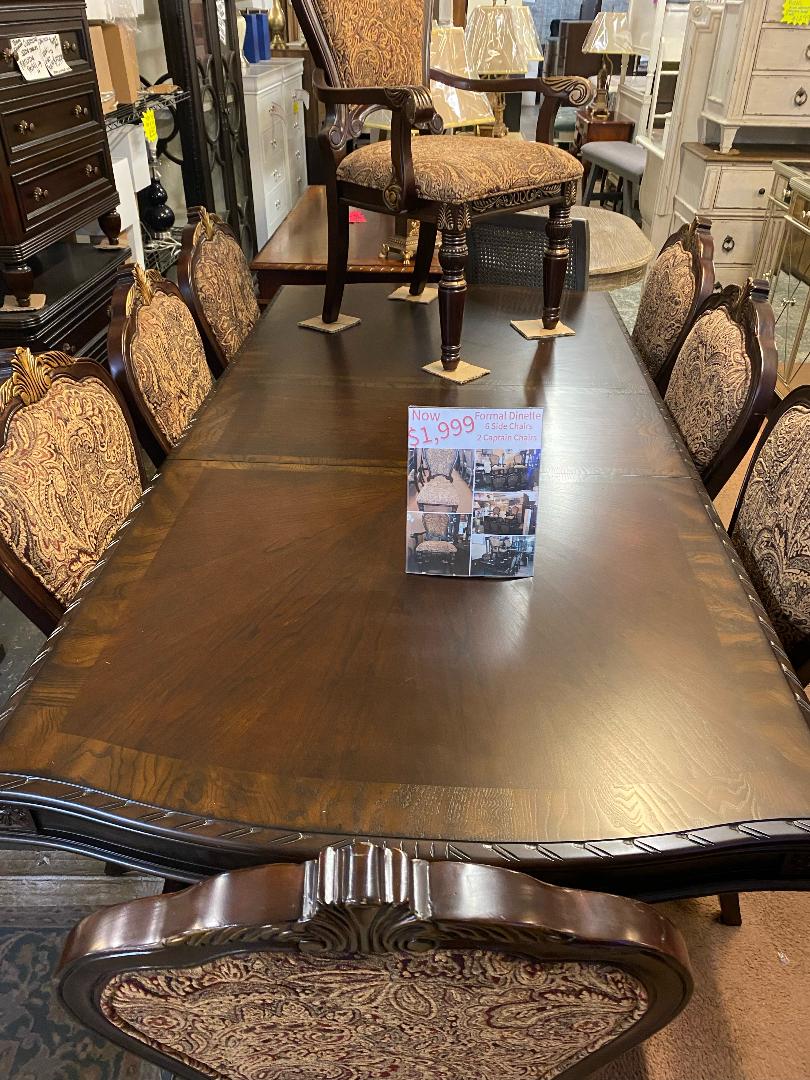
[1,283,809,902]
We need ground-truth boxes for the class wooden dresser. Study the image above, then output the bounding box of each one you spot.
[0,0,119,307]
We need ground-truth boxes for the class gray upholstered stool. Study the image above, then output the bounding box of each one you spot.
[581,141,647,220]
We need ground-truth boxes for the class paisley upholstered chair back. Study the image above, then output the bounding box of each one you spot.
[632,217,715,389]
[424,447,457,479]
[178,207,261,372]
[730,387,810,678]
[0,349,146,634]
[423,512,452,540]
[59,843,692,1080]
[296,0,429,88]
[664,280,777,499]
[109,266,214,463]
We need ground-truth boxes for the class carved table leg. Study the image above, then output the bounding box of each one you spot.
[438,205,470,371]
[98,209,122,247]
[4,262,35,307]
[542,187,574,330]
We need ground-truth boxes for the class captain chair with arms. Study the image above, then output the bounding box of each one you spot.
[291,0,592,377]
[0,348,147,636]
[59,842,692,1080]
[107,265,215,466]
[416,448,461,512]
[664,280,777,500]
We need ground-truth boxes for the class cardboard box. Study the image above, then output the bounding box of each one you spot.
[89,25,117,113]
[102,22,140,106]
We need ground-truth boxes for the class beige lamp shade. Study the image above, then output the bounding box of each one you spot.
[466,3,543,76]
[581,12,634,55]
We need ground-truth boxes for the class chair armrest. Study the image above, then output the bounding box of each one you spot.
[430,68,592,106]
[314,69,437,126]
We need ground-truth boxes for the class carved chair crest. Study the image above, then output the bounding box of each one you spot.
[0,347,72,409]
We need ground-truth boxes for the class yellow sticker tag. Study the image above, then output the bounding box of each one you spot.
[142,108,158,144]
[293,100,299,113]
[783,0,810,25]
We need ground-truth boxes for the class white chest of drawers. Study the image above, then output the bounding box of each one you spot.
[243,58,308,249]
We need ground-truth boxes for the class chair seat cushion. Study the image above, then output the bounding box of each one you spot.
[417,476,459,507]
[416,540,457,555]
[580,140,647,180]
[337,136,582,205]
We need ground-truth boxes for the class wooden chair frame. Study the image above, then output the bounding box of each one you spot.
[650,217,716,395]
[729,384,810,682]
[291,0,593,372]
[59,842,692,1080]
[107,266,217,466]
[0,349,148,636]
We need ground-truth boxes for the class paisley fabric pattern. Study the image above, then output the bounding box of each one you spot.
[731,405,810,649]
[193,230,260,363]
[0,377,142,605]
[337,136,582,205]
[417,477,459,508]
[664,308,752,471]
[417,539,456,555]
[131,291,214,446]
[424,449,457,477]
[99,948,648,1080]
[423,512,452,539]
[311,0,425,87]
[631,239,696,377]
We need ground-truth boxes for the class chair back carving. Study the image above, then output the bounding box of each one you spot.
[632,217,715,389]
[729,386,810,681]
[60,842,691,1080]
[178,207,261,373]
[108,266,215,464]
[664,279,777,498]
[293,0,431,90]
[0,348,146,634]
[423,512,452,541]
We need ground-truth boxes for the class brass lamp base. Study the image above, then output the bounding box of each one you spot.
[380,219,420,264]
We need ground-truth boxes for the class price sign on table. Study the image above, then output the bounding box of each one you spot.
[406,407,543,580]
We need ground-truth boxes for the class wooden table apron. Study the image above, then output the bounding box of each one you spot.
[1,285,810,900]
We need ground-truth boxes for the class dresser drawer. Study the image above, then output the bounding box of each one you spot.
[714,166,774,211]
[711,218,763,267]
[764,0,789,22]
[0,27,89,87]
[755,27,810,72]
[745,75,810,117]
[3,85,100,159]
[16,147,109,227]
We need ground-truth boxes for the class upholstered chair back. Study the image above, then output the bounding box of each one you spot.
[296,0,428,88]
[730,387,810,680]
[423,512,451,540]
[0,349,146,633]
[424,447,457,479]
[108,266,214,464]
[59,843,692,1080]
[178,207,261,372]
[664,280,777,498]
[632,217,715,387]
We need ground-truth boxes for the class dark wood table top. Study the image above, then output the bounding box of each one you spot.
[2,285,810,898]
[251,186,441,300]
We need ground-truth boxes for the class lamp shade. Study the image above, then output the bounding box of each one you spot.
[466,3,543,76]
[581,12,634,55]
[431,24,495,128]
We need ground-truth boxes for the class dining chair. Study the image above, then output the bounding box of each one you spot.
[290,0,593,378]
[0,348,147,635]
[664,279,777,499]
[416,448,460,512]
[631,217,716,387]
[412,512,458,571]
[729,384,810,684]
[58,842,692,1080]
[107,266,215,465]
[467,214,590,292]
[178,206,261,373]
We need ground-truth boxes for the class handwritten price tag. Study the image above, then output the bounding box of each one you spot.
[10,36,50,81]
[42,34,71,76]
[783,0,810,24]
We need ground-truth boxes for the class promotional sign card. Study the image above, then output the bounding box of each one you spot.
[406,407,543,578]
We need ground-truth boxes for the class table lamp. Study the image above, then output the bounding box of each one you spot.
[465,2,543,138]
[581,12,634,120]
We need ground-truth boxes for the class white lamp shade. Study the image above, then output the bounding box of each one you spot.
[466,3,543,76]
[582,12,634,55]
[431,24,495,128]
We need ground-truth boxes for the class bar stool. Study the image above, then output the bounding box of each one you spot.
[581,141,647,221]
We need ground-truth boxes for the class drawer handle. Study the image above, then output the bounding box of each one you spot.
[32,186,49,202]
[84,163,100,177]
[275,199,281,209]
[722,235,735,253]
[2,47,14,63]
[73,104,89,118]
[62,40,77,53]
[758,187,766,196]
[795,87,808,107]
[272,138,278,149]
[295,149,301,158]
[15,119,34,134]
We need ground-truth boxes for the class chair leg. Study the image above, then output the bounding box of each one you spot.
[718,892,743,926]
[410,221,438,297]
[582,164,599,207]
[322,195,349,323]
[542,197,572,330]
[438,207,469,370]
[623,179,636,218]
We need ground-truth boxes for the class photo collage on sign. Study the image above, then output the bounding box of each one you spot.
[406,408,543,578]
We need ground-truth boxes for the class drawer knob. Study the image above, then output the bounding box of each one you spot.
[61,342,74,354]
[15,120,31,133]
[32,186,49,202]
[758,187,766,196]
[795,87,808,107]
[85,163,93,176]
[722,235,735,253]
[275,199,281,209]
[806,44,810,61]
[2,47,14,63]
[73,104,89,118]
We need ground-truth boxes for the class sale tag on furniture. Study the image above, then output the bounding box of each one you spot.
[42,34,72,76]
[782,0,810,24]
[406,407,543,579]
[10,37,51,81]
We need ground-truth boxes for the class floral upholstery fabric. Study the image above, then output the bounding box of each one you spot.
[417,539,457,555]
[131,291,213,446]
[417,476,459,509]
[424,449,457,478]
[99,948,648,1080]
[0,377,142,605]
[423,512,452,539]
[664,308,752,471]
[193,230,260,363]
[311,0,425,87]
[632,239,696,377]
[337,137,582,205]
[731,405,810,649]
